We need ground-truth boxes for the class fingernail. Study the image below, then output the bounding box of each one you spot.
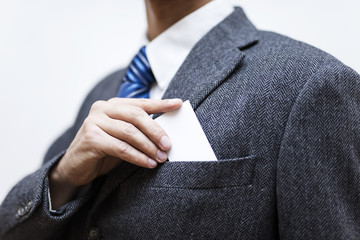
[157,150,168,162]
[168,99,182,105]
[149,158,158,168]
[160,135,172,150]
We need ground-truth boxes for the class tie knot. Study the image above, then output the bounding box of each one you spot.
[117,46,156,98]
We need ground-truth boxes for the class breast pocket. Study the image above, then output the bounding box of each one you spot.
[106,156,258,239]
[136,155,257,189]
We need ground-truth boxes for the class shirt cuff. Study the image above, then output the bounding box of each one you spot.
[47,183,92,216]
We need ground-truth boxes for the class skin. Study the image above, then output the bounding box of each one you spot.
[145,0,212,40]
[49,0,211,210]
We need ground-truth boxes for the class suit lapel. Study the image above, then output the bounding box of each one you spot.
[162,7,259,110]
[91,7,259,210]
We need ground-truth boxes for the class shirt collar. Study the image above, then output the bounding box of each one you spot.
[146,0,234,91]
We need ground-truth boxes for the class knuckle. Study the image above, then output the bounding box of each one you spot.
[132,153,148,166]
[90,100,106,112]
[83,117,92,127]
[138,98,149,105]
[82,119,99,144]
[155,127,166,137]
[107,97,118,105]
[139,98,155,110]
[81,118,93,134]
[83,130,98,145]
[143,140,156,153]
[82,117,98,131]
[151,124,166,139]
[122,122,136,136]
[117,141,130,155]
[129,106,145,119]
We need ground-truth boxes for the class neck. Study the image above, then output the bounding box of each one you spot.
[145,0,211,41]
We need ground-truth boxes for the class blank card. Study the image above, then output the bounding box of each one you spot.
[155,100,217,161]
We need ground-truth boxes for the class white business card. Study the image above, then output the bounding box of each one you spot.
[155,100,217,161]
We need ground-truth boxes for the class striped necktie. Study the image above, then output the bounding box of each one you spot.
[117,46,155,98]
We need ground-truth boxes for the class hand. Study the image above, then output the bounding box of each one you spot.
[49,98,182,209]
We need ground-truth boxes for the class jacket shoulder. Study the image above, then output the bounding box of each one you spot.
[255,30,353,71]
[242,30,359,93]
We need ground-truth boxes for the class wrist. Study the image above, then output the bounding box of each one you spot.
[48,161,80,210]
[50,161,71,186]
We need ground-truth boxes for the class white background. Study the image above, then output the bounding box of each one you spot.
[1,0,359,202]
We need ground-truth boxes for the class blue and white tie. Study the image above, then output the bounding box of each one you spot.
[117,46,155,98]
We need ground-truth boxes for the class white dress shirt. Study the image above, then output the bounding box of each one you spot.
[146,0,234,99]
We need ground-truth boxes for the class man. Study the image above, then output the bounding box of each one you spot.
[1,0,359,239]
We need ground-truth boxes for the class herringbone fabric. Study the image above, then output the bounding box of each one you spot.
[117,46,155,98]
[1,7,360,240]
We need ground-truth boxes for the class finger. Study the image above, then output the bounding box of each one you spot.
[97,116,168,163]
[108,98,183,114]
[97,129,158,169]
[104,105,172,151]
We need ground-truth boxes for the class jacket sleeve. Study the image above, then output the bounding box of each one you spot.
[0,70,124,239]
[0,128,93,239]
[277,63,360,239]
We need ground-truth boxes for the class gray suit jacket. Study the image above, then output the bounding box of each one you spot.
[1,7,360,240]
